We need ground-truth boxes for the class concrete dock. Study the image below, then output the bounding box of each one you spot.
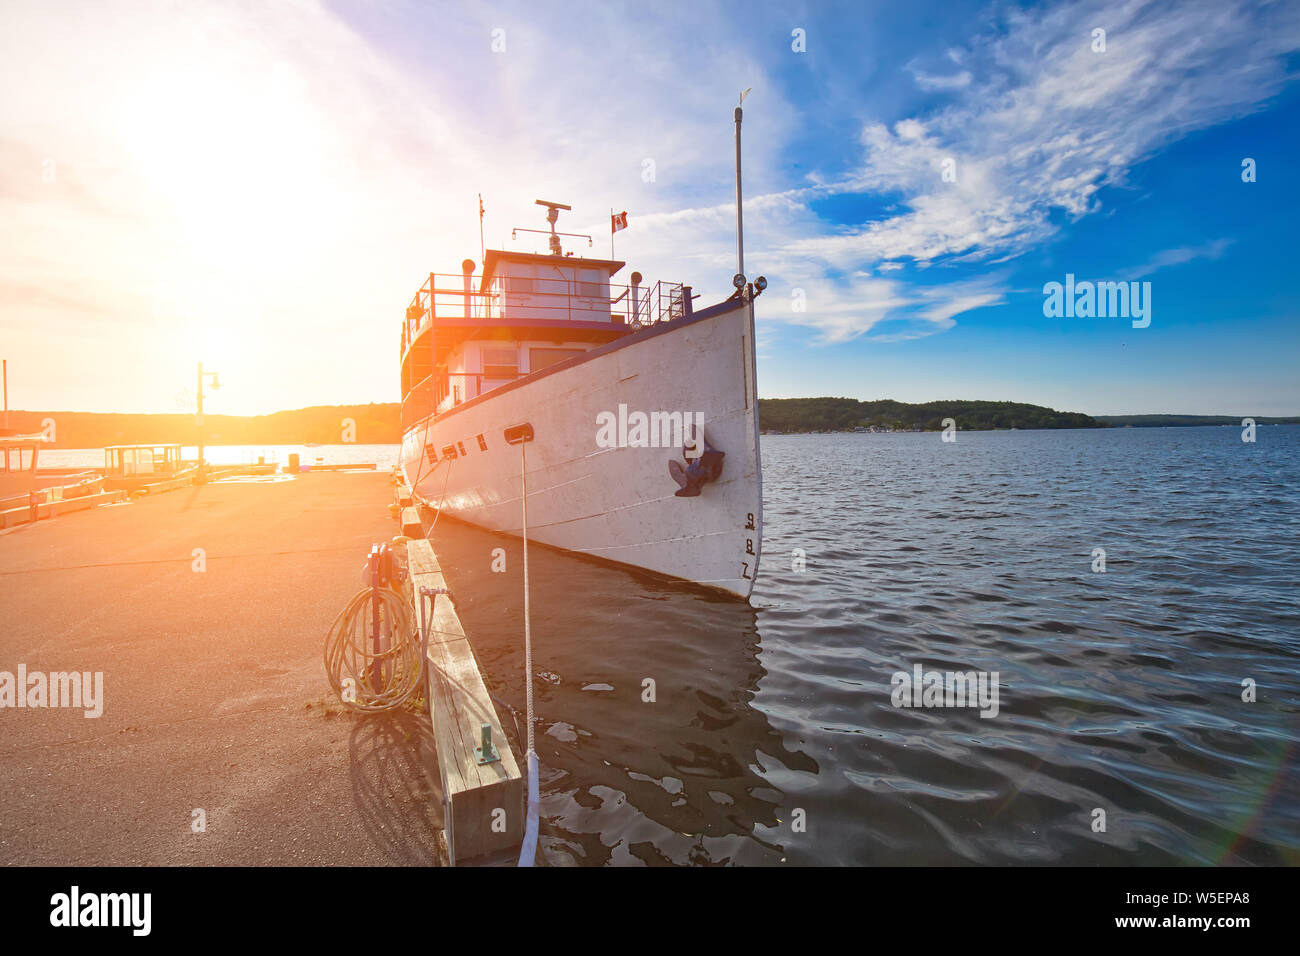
[0,470,447,865]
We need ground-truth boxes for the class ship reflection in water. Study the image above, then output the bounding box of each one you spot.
[425,516,816,866]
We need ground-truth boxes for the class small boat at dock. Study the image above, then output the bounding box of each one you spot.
[100,443,198,491]
[0,434,109,521]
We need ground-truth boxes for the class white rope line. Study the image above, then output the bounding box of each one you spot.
[521,440,534,755]
[518,438,540,867]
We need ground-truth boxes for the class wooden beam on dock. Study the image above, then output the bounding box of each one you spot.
[0,489,128,529]
[406,538,523,865]
[400,506,423,538]
[132,474,196,494]
[393,477,414,510]
[293,462,378,472]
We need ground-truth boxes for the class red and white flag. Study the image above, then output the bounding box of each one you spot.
[611,210,628,233]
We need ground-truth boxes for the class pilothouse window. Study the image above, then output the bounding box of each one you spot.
[530,347,586,372]
[482,347,518,381]
[576,270,601,298]
[4,447,36,472]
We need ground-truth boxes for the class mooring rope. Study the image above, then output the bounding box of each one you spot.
[426,455,454,536]
[518,439,540,867]
[322,583,420,713]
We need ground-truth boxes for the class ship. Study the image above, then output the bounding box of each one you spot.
[397,200,764,599]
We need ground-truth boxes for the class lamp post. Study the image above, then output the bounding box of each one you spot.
[196,362,220,472]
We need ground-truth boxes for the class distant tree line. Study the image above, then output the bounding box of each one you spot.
[10,400,1292,448]
[1095,414,1300,427]
[757,398,1105,432]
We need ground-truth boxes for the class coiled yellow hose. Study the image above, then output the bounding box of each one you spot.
[323,584,422,713]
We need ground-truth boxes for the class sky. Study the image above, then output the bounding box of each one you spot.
[1,0,1297,417]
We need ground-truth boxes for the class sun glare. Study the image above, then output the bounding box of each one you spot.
[113,53,332,273]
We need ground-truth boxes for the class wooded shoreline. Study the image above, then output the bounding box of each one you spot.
[4,400,1295,447]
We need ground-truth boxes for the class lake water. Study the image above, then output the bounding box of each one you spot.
[426,425,1299,865]
[49,430,1295,864]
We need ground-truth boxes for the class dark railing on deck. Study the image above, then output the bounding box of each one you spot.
[399,271,692,432]
[400,272,689,358]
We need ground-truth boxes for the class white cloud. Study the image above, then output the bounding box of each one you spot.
[782,0,1300,273]
[911,69,973,91]
[1130,238,1234,277]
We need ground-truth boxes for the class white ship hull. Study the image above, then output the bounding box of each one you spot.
[400,298,762,598]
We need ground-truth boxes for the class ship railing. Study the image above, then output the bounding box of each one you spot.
[401,376,432,433]
[401,273,689,356]
[614,280,691,329]
[402,273,493,357]
[402,371,505,431]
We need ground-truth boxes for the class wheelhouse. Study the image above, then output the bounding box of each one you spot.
[399,250,693,433]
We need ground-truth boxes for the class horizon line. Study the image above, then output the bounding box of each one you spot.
[4,401,1298,420]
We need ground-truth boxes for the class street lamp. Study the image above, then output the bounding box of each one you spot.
[196,362,221,471]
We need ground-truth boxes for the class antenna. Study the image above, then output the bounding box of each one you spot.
[510,200,591,256]
[734,94,747,280]
[535,199,571,256]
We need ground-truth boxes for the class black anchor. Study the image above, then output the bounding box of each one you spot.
[668,427,724,497]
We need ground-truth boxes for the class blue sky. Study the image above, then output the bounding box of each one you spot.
[2,0,1297,416]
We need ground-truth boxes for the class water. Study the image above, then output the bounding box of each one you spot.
[427,425,1299,865]
[37,444,401,470]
